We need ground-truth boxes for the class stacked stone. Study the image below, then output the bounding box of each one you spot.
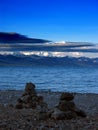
[15,82,48,111]
[15,83,86,120]
[58,92,76,112]
[50,92,86,120]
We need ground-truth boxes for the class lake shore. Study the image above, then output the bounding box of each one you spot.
[0,90,98,130]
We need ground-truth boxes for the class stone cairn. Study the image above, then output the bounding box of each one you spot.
[15,82,49,119]
[15,82,86,120]
[49,92,86,120]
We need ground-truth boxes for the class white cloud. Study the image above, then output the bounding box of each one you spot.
[70,52,83,57]
[20,51,84,57]
[0,51,14,55]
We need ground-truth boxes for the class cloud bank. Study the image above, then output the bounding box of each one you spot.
[0,42,98,58]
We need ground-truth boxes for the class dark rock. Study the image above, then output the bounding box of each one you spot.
[15,103,23,109]
[37,95,44,103]
[37,112,49,120]
[29,102,37,109]
[9,104,14,108]
[64,111,77,119]
[75,109,87,117]
[57,91,87,119]
[50,108,66,120]
[17,98,23,103]
[58,100,75,111]
[36,102,48,113]
[39,125,49,130]
[60,92,74,101]
[50,104,82,120]
[22,92,28,97]
[20,95,31,104]
[47,109,54,118]
[22,103,30,109]
[39,103,48,113]
[15,82,48,112]
[31,96,39,102]
[23,102,36,109]
[15,83,87,121]
[25,82,36,95]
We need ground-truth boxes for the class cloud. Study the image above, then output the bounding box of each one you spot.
[0,42,98,59]
[20,51,84,58]
[0,51,14,55]
[0,43,96,52]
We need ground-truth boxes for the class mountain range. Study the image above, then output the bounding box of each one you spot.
[0,54,98,67]
[0,32,50,43]
[0,32,98,67]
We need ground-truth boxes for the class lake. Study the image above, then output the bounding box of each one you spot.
[0,66,98,93]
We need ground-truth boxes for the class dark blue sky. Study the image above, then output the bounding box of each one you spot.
[0,0,98,42]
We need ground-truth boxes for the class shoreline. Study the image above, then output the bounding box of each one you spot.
[1,88,98,94]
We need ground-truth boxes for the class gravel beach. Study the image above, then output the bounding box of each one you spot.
[0,90,98,130]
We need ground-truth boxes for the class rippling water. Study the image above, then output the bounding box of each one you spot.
[0,66,98,93]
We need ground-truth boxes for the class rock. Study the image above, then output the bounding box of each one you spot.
[15,103,23,109]
[22,92,28,96]
[58,100,75,111]
[37,112,49,120]
[30,102,37,109]
[22,103,30,109]
[56,92,87,119]
[50,107,77,120]
[20,95,31,104]
[25,82,36,95]
[74,108,87,117]
[15,83,87,121]
[37,95,44,103]
[31,96,39,102]
[23,102,37,109]
[45,122,55,128]
[50,108,66,120]
[60,92,74,101]
[36,102,48,113]
[15,82,49,112]
[17,98,23,103]
[39,125,49,130]
[64,111,77,119]
[47,109,54,118]
[9,104,14,108]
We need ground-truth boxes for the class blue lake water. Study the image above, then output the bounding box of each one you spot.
[0,66,98,93]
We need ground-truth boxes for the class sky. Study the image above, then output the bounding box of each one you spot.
[0,0,98,43]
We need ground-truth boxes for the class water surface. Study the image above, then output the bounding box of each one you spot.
[0,66,98,93]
